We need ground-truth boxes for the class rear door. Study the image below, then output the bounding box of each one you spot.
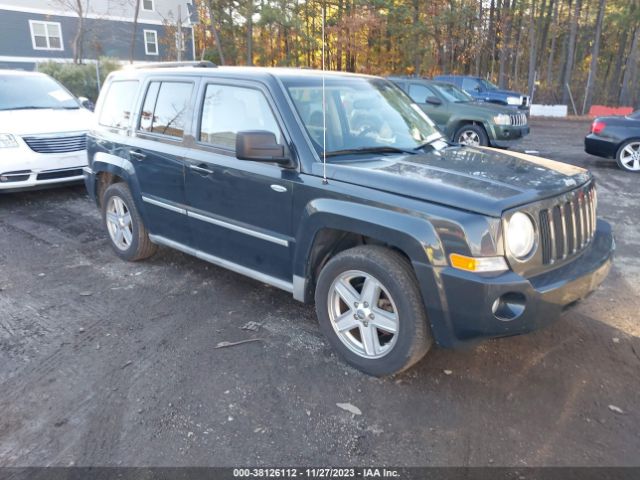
[184,80,295,283]
[129,78,197,245]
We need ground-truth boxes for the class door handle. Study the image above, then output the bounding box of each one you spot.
[189,163,214,175]
[129,149,146,160]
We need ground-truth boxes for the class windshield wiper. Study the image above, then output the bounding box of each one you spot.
[325,146,416,157]
[413,136,450,151]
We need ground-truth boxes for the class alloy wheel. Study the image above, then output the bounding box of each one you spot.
[327,270,399,359]
[619,142,640,171]
[106,196,133,251]
[458,130,481,146]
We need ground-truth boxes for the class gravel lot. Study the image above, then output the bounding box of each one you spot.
[0,118,638,467]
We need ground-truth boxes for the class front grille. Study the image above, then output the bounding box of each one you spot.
[36,168,83,180]
[538,182,597,265]
[510,112,528,126]
[22,133,87,153]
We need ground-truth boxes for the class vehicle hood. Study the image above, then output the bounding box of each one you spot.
[0,108,94,135]
[314,146,590,217]
[453,101,518,117]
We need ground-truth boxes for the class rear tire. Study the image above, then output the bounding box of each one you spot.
[102,182,157,261]
[615,140,640,172]
[315,245,433,376]
[454,124,489,147]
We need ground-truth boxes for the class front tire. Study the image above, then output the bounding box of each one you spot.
[615,140,640,172]
[102,182,157,261]
[454,124,489,147]
[315,246,433,376]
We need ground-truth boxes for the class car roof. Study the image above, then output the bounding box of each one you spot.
[112,65,383,83]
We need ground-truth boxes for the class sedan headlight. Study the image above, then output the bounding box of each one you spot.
[0,134,19,148]
[506,96,523,106]
[493,114,511,126]
[506,212,536,260]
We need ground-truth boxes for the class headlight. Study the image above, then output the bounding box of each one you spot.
[493,114,511,126]
[506,212,536,259]
[0,134,19,148]
[506,96,522,106]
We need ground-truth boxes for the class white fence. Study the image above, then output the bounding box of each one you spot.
[529,104,568,117]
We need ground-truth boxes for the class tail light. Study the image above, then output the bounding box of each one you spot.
[591,120,606,135]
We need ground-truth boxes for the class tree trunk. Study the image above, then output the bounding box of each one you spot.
[582,0,606,114]
[527,0,537,98]
[246,0,253,65]
[619,23,639,106]
[72,0,84,63]
[561,0,582,105]
[545,0,560,88]
[498,0,513,88]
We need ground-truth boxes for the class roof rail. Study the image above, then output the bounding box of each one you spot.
[127,61,217,69]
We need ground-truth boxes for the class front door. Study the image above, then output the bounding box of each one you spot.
[129,79,196,245]
[184,81,294,282]
[408,83,450,129]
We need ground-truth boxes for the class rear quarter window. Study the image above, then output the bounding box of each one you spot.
[98,80,139,129]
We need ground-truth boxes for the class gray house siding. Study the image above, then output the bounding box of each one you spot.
[0,8,194,69]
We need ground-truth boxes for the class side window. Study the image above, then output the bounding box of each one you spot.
[408,84,434,103]
[199,84,282,151]
[138,81,192,138]
[462,78,481,92]
[98,80,139,129]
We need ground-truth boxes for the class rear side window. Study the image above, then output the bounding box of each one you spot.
[139,81,193,138]
[199,84,282,151]
[98,80,139,129]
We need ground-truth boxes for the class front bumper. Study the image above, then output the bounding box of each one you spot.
[0,149,87,191]
[415,220,614,348]
[489,125,530,147]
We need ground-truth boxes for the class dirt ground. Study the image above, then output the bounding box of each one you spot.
[0,118,638,467]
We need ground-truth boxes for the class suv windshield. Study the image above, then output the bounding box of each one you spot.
[0,74,80,111]
[479,79,499,91]
[431,83,473,103]
[282,76,442,158]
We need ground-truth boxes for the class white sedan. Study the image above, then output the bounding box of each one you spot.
[0,70,93,191]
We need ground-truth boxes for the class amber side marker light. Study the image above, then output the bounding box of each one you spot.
[449,253,508,273]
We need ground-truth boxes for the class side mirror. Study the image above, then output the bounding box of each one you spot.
[425,96,442,106]
[78,96,94,111]
[236,131,291,166]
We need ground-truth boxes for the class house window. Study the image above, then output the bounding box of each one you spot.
[29,20,63,51]
[142,0,154,11]
[144,30,158,56]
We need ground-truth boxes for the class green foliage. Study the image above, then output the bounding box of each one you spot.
[37,57,122,101]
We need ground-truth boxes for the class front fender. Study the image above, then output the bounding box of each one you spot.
[295,199,446,273]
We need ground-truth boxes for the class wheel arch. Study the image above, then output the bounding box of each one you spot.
[449,118,490,142]
[292,199,446,304]
[91,152,146,219]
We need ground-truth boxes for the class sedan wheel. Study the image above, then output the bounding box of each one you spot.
[106,196,133,251]
[328,270,399,359]
[617,141,640,172]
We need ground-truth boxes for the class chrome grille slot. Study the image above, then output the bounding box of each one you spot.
[538,182,596,265]
[22,133,87,153]
[509,113,528,126]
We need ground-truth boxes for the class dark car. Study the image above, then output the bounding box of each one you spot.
[84,65,613,376]
[585,111,640,172]
[435,75,530,111]
[390,77,529,147]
